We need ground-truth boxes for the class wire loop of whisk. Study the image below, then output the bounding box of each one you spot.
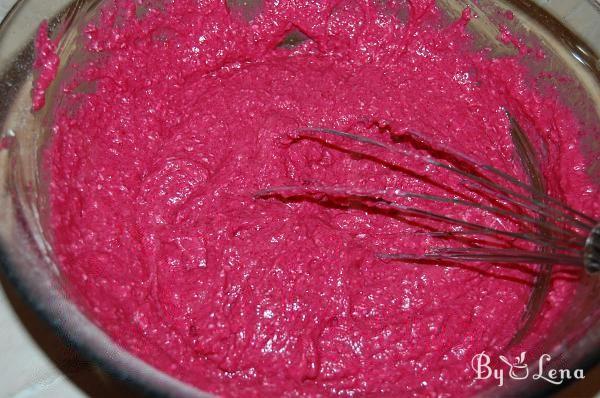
[585,225,600,273]
[257,124,600,274]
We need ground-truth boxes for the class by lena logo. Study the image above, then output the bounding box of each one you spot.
[471,352,585,387]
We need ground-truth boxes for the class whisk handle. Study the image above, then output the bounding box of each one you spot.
[585,224,600,274]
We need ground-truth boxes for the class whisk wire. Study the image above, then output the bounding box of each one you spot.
[257,185,582,253]
[262,126,599,273]
[398,191,583,242]
[405,127,595,227]
[400,126,595,227]
[381,250,583,266]
[298,127,595,232]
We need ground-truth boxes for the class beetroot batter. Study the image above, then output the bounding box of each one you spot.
[38,0,598,396]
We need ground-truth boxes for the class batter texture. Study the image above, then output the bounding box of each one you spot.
[39,0,598,396]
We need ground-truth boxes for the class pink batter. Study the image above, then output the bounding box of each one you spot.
[37,0,598,396]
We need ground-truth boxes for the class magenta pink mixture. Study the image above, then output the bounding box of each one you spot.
[37,0,598,396]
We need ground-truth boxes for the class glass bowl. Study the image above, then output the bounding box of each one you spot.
[0,0,598,397]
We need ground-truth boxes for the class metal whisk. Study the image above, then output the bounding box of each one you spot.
[257,123,600,274]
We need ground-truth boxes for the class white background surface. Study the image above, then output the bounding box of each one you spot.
[0,1,599,397]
